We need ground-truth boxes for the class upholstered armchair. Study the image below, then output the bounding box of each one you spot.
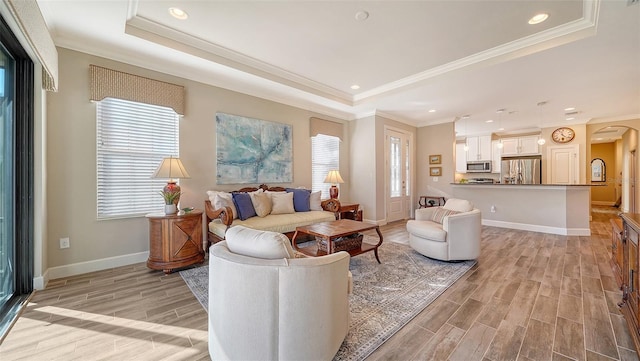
[208,226,351,361]
[406,198,481,261]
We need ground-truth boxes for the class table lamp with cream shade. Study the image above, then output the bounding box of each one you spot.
[324,170,344,199]
[153,156,190,208]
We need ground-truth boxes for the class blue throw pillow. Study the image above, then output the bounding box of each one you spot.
[232,192,257,221]
[286,188,311,212]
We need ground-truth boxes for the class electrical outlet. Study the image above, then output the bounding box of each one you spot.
[490,205,496,213]
[433,177,439,182]
[60,237,70,249]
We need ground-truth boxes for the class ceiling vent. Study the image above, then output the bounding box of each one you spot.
[594,129,621,135]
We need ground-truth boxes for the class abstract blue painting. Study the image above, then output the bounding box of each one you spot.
[216,113,292,184]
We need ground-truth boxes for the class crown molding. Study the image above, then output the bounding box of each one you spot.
[124,15,354,106]
[374,111,417,127]
[353,0,600,104]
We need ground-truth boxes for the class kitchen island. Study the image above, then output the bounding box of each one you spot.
[451,183,597,236]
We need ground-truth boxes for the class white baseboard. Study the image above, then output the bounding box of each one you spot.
[33,269,49,290]
[483,219,591,236]
[41,251,150,286]
[363,218,387,226]
[592,201,616,206]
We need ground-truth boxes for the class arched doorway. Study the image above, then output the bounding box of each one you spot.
[588,123,639,214]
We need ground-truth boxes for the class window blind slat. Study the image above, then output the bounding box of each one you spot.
[311,134,340,199]
[97,97,179,218]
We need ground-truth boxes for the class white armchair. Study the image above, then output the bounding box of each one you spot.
[406,198,481,261]
[208,226,351,361]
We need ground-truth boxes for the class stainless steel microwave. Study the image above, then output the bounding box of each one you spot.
[466,161,491,173]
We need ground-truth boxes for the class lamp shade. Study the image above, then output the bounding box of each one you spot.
[323,170,344,184]
[153,157,191,180]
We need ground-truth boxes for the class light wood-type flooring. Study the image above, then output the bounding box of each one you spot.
[0,206,637,360]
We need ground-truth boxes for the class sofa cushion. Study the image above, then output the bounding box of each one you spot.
[250,191,272,217]
[208,191,238,219]
[232,192,257,221]
[406,220,447,242]
[309,191,322,211]
[271,192,296,214]
[431,207,460,224]
[209,211,336,240]
[225,225,295,259]
[286,188,311,212]
[443,198,473,212]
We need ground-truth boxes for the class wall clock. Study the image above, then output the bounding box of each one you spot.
[551,127,575,143]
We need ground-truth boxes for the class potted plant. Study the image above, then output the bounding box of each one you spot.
[159,190,181,214]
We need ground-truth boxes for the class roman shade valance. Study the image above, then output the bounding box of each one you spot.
[309,117,343,140]
[5,0,59,91]
[89,65,185,115]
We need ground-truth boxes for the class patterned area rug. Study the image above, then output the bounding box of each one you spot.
[180,238,475,361]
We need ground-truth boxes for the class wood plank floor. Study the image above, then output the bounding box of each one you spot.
[0,206,637,360]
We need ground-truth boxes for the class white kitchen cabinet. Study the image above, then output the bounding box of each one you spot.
[455,142,467,173]
[501,135,540,156]
[519,135,540,154]
[491,140,502,174]
[466,135,491,161]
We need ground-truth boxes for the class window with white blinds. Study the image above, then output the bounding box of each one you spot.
[96,97,179,219]
[311,134,340,199]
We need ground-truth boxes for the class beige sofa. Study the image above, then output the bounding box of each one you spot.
[205,184,340,247]
[209,226,350,360]
[406,198,481,261]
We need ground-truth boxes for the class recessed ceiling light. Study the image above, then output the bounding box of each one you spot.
[528,13,549,25]
[566,117,575,121]
[461,115,470,119]
[169,7,188,20]
[486,120,494,123]
[428,109,436,113]
[350,84,360,90]
[564,107,576,111]
[355,10,369,21]
[498,127,505,131]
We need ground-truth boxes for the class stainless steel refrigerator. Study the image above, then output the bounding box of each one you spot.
[501,156,542,184]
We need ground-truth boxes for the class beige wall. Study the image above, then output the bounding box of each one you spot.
[46,47,349,271]
[591,142,616,204]
[349,115,376,222]
[417,122,455,203]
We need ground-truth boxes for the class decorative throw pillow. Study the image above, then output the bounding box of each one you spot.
[286,188,311,212]
[309,191,322,211]
[443,198,473,212]
[208,191,238,219]
[250,191,272,217]
[431,207,460,224]
[270,192,295,214]
[225,225,295,259]
[232,192,257,221]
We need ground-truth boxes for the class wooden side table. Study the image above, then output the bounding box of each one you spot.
[418,196,446,208]
[146,209,204,274]
[337,203,362,221]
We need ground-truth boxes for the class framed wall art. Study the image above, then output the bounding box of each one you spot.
[429,154,441,164]
[216,113,292,184]
[429,167,442,177]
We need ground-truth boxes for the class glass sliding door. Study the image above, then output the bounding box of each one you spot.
[0,13,34,341]
[0,41,15,310]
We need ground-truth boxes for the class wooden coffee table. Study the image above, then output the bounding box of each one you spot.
[292,219,383,263]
